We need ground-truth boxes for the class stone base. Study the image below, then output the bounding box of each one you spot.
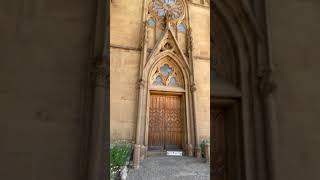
[133,144,141,169]
[195,147,201,159]
[187,144,193,157]
[205,144,210,163]
[140,145,146,160]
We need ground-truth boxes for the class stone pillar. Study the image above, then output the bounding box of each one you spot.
[190,84,200,150]
[187,144,193,157]
[195,146,201,159]
[205,144,210,163]
[133,144,141,169]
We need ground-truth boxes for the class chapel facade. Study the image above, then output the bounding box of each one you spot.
[110,0,210,165]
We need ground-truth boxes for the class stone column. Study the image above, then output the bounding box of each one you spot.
[190,83,201,159]
[133,144,141,169]
[205,144,210,163]
[133,79,146,169]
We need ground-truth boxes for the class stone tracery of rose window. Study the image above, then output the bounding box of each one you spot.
[148,0,186,25]
[151,61,184,88]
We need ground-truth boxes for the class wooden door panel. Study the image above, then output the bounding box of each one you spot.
[148,95,165,150]
[212,108,226,180]
[148,94,182,150]
[165,95,182,150]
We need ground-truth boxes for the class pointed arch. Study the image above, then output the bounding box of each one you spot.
[144,51,191,85]
[148,55,187,89]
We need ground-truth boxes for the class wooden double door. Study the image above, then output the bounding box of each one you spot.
[148,94,183,151]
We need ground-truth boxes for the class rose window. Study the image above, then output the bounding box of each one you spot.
[149,0,185,22]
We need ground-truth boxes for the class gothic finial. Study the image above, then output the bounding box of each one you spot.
[164,12,171,27]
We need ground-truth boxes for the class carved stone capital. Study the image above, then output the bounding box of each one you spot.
[137,78,146,88]
[190,83,197,92]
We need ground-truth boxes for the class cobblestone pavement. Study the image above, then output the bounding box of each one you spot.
[127,156,210,180]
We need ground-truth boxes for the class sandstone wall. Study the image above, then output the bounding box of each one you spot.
[110,0,143,142]
[110,48,140,142]
[189,4,210,140]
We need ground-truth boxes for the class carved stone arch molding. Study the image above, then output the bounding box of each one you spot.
[212,1,274,180]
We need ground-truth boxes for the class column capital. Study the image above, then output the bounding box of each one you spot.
[137,78,146,88]
[190,83,197,92]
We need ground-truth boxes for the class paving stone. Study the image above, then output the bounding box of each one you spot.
[127,156,209,180]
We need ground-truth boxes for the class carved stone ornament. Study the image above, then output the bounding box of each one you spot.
[137,78,146,88]
[147,27,189,67]
[190,83,197,92]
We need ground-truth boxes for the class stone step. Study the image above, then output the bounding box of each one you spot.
[147,151,167,157]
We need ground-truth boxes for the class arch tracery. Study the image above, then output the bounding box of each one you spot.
[150,57,185,88]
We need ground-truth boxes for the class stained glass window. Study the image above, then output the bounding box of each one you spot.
[177,23,186,32]
[151,63,183,88]
[160,64,173,77]
[148,18,156,27]
[153,75,164,85]
[169,77,177,86]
